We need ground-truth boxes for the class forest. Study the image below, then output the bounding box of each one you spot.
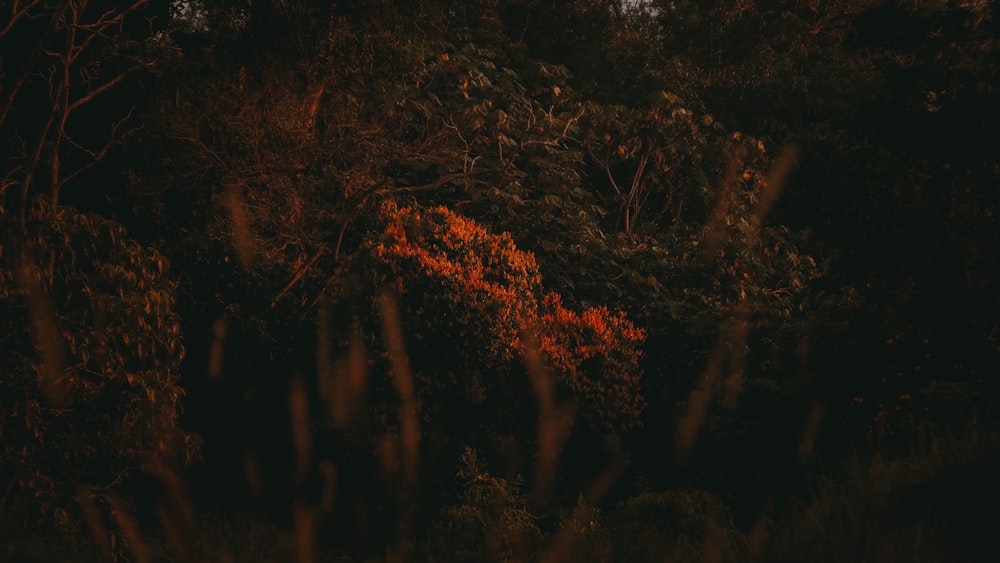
[1,0,998,561]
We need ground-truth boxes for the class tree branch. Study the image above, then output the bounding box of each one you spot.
[0,0,45,37]
[67,62,146,114]
[0,0,70,130]
[60,107,135,187]
[272,247,326,307]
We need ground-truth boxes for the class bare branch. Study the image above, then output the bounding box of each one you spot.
[71,7,126,59]
[0,0,70,129]
[60,107,136,187]
[20,96,59,203]
[379,171,483,194]
[558,106,586,141]
[0,0,45,37]
[68,62,146,114]
[48,14,75,198]
[170,135,229,169]
[272,247,326,307]
[602,159,622,195]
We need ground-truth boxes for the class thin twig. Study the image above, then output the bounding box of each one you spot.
[271,247,325,307]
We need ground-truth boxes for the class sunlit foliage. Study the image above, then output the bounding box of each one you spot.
[328,201,645,438]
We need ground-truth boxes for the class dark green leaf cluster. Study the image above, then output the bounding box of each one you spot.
[0,201,198,531]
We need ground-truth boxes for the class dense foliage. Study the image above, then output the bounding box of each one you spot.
[329,201,644,440]
[1,0,997,560]
[0,202,198,534]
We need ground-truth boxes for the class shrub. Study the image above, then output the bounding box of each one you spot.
[607,490,748,563]
[420,447,542,562]
[0,202,199,532]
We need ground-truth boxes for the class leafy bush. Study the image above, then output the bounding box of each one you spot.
[420,447,542,562]
[767,428,1000,563]
[607,490,748,563]
[0,202,199,531]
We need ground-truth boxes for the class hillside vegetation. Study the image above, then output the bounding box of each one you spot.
[1,1,998,561]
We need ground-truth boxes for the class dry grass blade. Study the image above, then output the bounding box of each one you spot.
[317,308,368,428]
[290,375,312,484]
[244,451,264,499]
[701,153,745,261]
[208,318,226,381]
[379,293,424,555]
[700,521,725,563]
[157,500,190,563]
[294,500,316,563]
[676,334,727,464]
[377,434,401,484]
[678,314,753,461]
[748,516,769,559]
[15,252,67,406]
[702,143,800,262]
[342,337,369,424]
[107,491,151,563]
[75,485,112,560]
[378,291,420,487]
[318,460,338,511]
[316,306,333,418]
[541,457,626,563]
[541,506,592,562]
[750,144,800,231]
[224,184,254,268]
[146,459,198,561]
[302,85,325,135]
[145,457,197,536]
[521,327,574,507]
[797,402,826,464]
[721,311,749,409]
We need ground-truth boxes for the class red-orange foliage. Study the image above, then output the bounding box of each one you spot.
[332,201,645,434]
[369,201,541,362]
[531,293,645,432]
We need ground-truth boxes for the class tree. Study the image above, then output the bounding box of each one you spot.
[0,0,168,217]
[326,201,646,444]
